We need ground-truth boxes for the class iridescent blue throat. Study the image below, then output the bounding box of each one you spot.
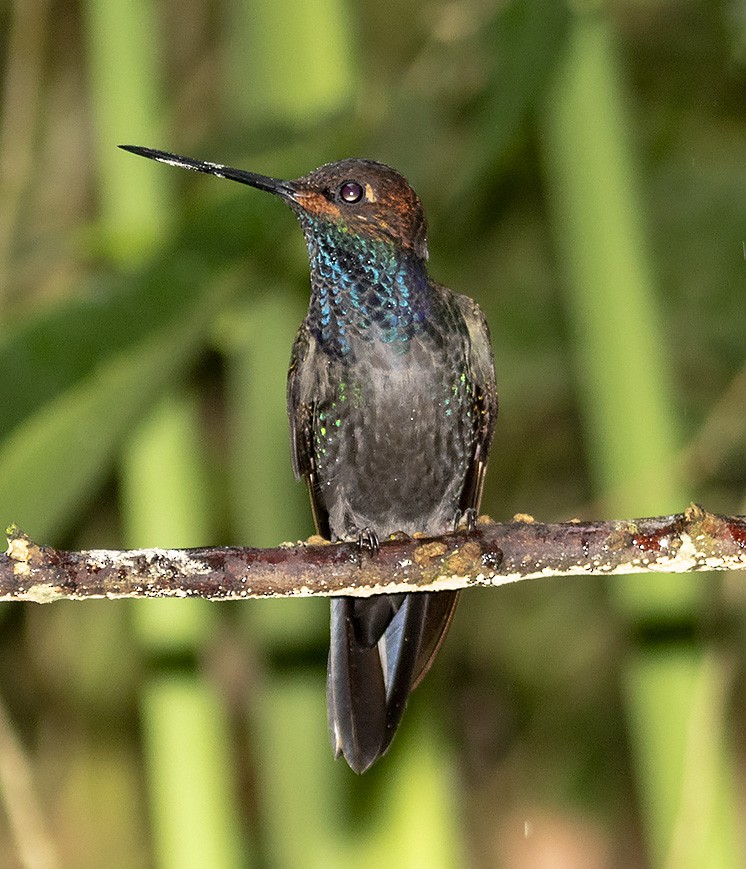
[301,221,434,358]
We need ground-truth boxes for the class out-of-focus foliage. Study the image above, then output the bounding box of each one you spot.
[0,0,744,866]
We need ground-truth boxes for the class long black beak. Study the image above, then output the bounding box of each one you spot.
[119,145,297,200]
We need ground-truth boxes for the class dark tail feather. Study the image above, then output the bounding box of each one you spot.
[328,598,387,773]
[328,590,460,772]
[412,590,460,690]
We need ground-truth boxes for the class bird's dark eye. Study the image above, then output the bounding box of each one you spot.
[339,181,364,203]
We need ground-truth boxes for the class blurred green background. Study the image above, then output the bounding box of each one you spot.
[0,0,745,866]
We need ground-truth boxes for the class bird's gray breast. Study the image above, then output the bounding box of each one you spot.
[313,330,475,540]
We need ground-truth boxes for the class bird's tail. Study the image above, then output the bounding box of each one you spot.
[327,590,459,773]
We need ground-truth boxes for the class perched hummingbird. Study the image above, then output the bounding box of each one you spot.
[120,145,497,773]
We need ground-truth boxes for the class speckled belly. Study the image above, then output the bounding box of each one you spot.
[313,351,475,540]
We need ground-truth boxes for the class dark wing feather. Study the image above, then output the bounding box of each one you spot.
[287,326,330,538]
[454,291,498,516]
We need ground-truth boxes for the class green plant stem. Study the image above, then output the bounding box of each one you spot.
[83,0,168,257]
[542,9,741,866]
[121,394,247,869]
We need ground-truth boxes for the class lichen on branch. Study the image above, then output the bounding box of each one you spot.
[1,505,744,604]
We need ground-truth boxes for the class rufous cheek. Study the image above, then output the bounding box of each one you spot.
[293,190,343,220]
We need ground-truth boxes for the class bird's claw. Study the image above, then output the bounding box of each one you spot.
[356,527,380,557]
[454,508,478,533]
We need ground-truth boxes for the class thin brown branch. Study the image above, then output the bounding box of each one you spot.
[2,505,745,604]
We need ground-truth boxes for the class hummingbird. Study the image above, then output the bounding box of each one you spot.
[120,145,497,773]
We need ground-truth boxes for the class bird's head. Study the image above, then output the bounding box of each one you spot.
[289,159,428,260]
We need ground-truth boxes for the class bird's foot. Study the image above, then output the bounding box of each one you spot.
[356,527,380,557]
[454,508,478,533]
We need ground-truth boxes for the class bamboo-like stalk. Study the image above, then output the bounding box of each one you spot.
[0,0,51,314]
[120,395,246,869]
[83,0,169,257]
[84,1,247,862]
[541,11,741,866]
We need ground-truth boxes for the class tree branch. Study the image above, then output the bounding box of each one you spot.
[2,505,745,604]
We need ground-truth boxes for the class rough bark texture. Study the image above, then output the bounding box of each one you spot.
[2,505,744,604]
